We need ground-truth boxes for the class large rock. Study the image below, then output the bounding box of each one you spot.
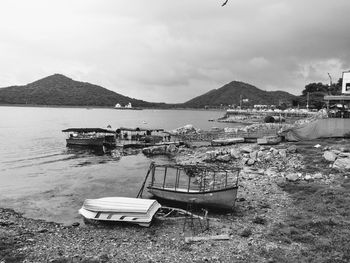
[166,144,177,153]
[285,173,299,182]
[142,145,167,155]
[304,174,312,181]
[250,150,258,160]
[247,158,255,166]
[333,157,350,170]
[257,150,264,157]
[272,149,279,156]
[230,149,240,159]
[265,169,277,177]
[204,151,216,162]
[241,157,249,165]
[313,173,323,179]
[323,151,337,162]
[279,149,287,158]
[264,154,272,162]
[241,146,253,153]
[216,154,231,162]
[287,145,297,153]
[171,124,197,135]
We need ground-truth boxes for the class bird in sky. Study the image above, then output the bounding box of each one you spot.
[222,0,229,6]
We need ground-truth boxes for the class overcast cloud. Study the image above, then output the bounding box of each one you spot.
[0,0,349,103]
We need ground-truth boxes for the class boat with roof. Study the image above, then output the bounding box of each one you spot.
[62,128,116,148]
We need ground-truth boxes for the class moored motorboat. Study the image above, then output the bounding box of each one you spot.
[62,128,116,148]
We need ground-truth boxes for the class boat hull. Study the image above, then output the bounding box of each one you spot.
[147,186,238,210]
[66,137,105,147]
[78,197,161,227]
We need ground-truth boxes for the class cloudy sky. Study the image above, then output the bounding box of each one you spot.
[0,0,349,103]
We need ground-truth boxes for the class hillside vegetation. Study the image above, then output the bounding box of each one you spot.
[0,74,165,108]
[182,81,296,108]
[0,75,296,108]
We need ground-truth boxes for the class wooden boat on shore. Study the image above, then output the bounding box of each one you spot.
[62,128,116,148]
[137,163,240,210]
[79,197,161,227]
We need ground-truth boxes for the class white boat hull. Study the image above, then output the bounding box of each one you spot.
[78,197,161,227]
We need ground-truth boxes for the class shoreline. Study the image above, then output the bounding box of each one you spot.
[1,175,348,262]
[1,140,350,262]
[0,104,227,112]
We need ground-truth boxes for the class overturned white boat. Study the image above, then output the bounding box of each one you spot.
[79,197,161,227]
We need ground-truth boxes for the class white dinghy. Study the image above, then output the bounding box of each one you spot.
[79,197,161,227]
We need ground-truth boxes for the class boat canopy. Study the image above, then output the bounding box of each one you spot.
[117,127,164,132]
[62,128,116,134]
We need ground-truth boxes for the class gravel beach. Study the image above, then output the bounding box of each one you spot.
[1,141,350,263]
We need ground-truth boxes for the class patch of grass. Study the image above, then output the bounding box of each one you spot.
[267,180,350,262]
[258,246,307,263]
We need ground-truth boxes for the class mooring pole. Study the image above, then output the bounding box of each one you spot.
[136,162,154,198]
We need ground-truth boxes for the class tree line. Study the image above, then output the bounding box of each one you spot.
[295,78,343,109]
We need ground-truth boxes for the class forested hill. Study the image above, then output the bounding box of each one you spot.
[0,74,165,107]
[181,81,297,108]
[0,75,296,108]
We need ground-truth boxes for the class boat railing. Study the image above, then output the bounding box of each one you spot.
[148,163,240,193]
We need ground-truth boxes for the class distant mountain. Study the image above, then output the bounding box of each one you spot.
[182,81,297,108]
[0,75,297,108]
[0,74,165,107]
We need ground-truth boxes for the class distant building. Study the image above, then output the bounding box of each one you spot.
[253,104,276,110]
[115,102,132,109]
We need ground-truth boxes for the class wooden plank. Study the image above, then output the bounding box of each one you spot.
[185,234,230,243]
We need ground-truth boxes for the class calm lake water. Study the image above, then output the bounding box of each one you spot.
[0,106,241,224]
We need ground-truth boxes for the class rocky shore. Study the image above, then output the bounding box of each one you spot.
[1,139,350,262]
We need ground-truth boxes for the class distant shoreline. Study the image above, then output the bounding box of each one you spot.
[0,104,227,111]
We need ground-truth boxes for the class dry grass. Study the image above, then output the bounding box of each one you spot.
[266,179,350,263]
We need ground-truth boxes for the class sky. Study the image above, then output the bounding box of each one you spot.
[0,0,350,103]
